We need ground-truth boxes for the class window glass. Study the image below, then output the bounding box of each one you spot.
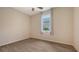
[41,10,51,33]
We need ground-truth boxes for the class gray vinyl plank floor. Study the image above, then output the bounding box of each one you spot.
[0,38,77,52]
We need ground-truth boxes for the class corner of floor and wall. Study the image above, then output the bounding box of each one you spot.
[0,7,79,51]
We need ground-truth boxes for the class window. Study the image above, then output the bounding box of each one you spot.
[41,9,51,33]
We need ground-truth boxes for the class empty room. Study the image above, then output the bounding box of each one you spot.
[0,7,79,52]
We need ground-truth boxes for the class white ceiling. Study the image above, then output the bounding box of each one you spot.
[13,7,51,16]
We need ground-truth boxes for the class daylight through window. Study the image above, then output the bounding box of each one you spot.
[41,9,51,33]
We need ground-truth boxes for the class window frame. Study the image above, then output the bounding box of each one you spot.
[41,9,51,33]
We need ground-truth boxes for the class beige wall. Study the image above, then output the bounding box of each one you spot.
[31,7,73,45]
[73,8,79,51]
[0,8,30,46]
[0,7,74,47]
